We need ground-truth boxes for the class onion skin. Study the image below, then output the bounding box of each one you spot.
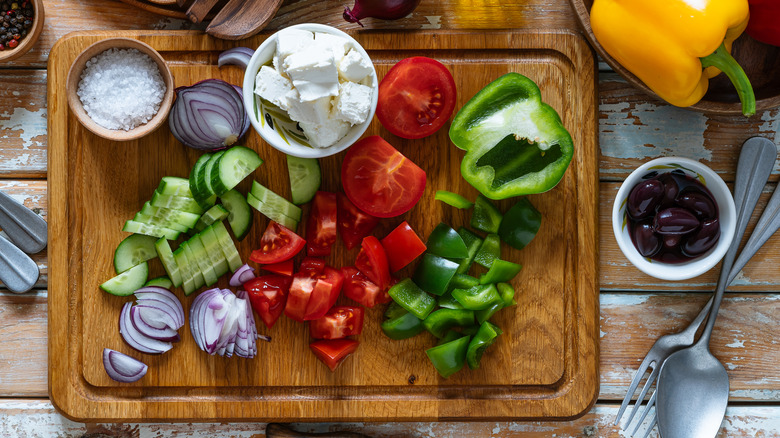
[218,47,255,71]
[343,0,422,26]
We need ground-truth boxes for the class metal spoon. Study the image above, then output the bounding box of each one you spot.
[656,137,778,438]
[0,189,47,254]
[0,234,39,293]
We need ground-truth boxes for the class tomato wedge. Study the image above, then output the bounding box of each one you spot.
[376,56,457,139]
[284,257,345,322]
[342,266,391,308]
[310,339,360,372]
[337,193,379,250]
[245,275,292,329]
[355,236,391,290]
[309,306,364,340]
[341,136,426,218]
[380,221,427,272]
[249,221,306,264]
[284,274,317,323]
[306,191,338,257]
[262,259,294,276]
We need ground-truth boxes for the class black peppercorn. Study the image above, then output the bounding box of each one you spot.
[0,34,6,42]
[23,19,29,27]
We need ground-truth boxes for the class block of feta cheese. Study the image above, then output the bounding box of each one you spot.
[274,28,314,73]
[285,91,332,125]
[283,44,340,102]
[255,66,294,110]
[332,82,372,125]
[338,49,373,83]
[300,119,352,148]
[314,32,351,64]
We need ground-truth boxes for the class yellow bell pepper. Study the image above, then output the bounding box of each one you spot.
[590,0,755,115]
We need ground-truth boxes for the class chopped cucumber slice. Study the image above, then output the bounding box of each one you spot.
[158,176,193,197]
[133,213,190,233]
[150,191,203,215]
[187,235,218,286]
[201,151,225,198]
[194,204,229,232]
[155,238,182,287]
[173,247,197,295]
[200,225,229,278]
[250,181,302,221]
[212,221,243,272]
[100,262,148,296]
[190,153,217,209]
[181,242,205,291]
[122,220,181,240]
[286,155,321,205]
[210,146,263,195]
[247,193,299,231]
[113,234,158,274]
[144,276,173,289]
[219,189,252,240]
[139,202,200,228]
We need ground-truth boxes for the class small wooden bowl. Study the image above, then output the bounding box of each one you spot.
[66,38,174,141]
[0,0,45,63]
[570,0,780,115]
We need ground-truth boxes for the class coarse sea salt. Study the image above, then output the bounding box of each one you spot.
[77,48,166,131]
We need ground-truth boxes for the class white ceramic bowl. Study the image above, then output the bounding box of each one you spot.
[242,23,378,159]
[612,157,736,281]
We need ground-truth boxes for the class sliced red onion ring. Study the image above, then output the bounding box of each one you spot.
[134,287,185,327]
[130,306,181,342]
[218,47,255,71]
[103,348,148,383]
[119,302,173,354]
[229,264,256,287]
[190,288,259,358]
[135,304,179,332]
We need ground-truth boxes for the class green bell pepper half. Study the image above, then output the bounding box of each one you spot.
[413,253,459,296]
[499,197,542,250]
[427,223,469,259]
[426,335,471,378]
[452,284,503,311]
[479,259,522,285]
[388,278,436,320]
[449,73,574,199]
[456,228,482,274]
[471,195,503,234]
[466,322,503,369]
[434,190,474,209]
[474,233,501,269]
[381,311,425,340]
[423,308,476,338]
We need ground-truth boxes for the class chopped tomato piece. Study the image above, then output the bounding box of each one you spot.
[355,236,391,290]
[284,274,317,323]
[337,193,379,250]
[310,306,365,340]
[299,257,326,273]
[284,258,345,322]
[245,275,292,329]
[342,266,391,308]
[306,191,338,256]
[310,339,360,372]
[250,221,306,264]
[262,259,294,276]
[380,221,427,272]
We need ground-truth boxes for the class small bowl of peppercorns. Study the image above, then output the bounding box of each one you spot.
[0,0,42,62]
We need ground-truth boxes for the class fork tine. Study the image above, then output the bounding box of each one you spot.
[624,364,660,428]
[641,415,657,438]
[630,390,657,437]
[615,357,656,425]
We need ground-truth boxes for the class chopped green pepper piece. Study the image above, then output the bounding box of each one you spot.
[466,322,503,369]
[479,259,523,284]
[471,195,503,234]
[452,284,502,311]
[438,330,465,345]
[423,308,476,338]
[384,301,408,320]
[426,335,471,378]
[427,223,469,259]
[475,302,503,325]
[388,278,436,320]
[456,228,482,274]
[435,190,474,209]
[497,282,517,307]
[449,73,574,199]
[498,197,542,250]
[450,273,479,290]
[474,234,501,269]
[381,312,425,340]
[413,253,459,296]
[437,291,465,310]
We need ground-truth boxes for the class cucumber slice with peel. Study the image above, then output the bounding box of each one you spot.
[155,238,182,287]
[202,151,226,198]
[247,193,299,231]
[158,176,193,197]
[139,202,200,228]
[200,225,229,278]
[212,222,243,272]
[286,155,321,205]
[190,154,217,209]
[194,205,229,232]
[174,247,197,295]
[181,242,205,291]
[250,181,302,221]
[114,234,158,274]
[122,220,181,240]
[187,235,217,286]
[133,213,190,233]
[219,189,252,240]
[150,191,203,215]
[210,146,263,195]
[144,276,173,289]
[100,262,148,296]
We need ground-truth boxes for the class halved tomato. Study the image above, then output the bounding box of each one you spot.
[337,193,379,250]
[249,221,306,264]
[342,266,391,308]
[380,221,427,272]
[306,191,338,257]
[245,275,292,329]
[310,339,360,372]
[355,236,391,290]
[341,136,426,218]
[309,306,365,340]
[376,56,457,139]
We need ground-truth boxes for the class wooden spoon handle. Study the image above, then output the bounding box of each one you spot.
[265,423,371,438]
[205,0,283,40]
[186,0,220,23]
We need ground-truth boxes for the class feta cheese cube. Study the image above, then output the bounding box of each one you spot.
[301,119,352,148]
[332,82,372,125]
[338,49,373,83]
[276,28,314,59]
[283,46,339,101]
[285,91,332,125]
[255,66,293,110]
[314,32,351,64]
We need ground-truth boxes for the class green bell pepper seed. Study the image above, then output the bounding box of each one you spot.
[388,278,436,320]
[434,190,474,209]
[498,197,542,250]
[427,223,469,259]
[438,330,465,345]
[479,259,523,284]
[456,228,482,274]
[475,302,504,325]
[471,195,503,234]
[412,253,459,296]
[466,322,503,369]
[438,291,466,310]
[384,301,408,320]
[381,312,425,340]
[423,308,476,338]
[426,335,471,378]
[497,282,517,307]
[474,233,501,269]
[452,284,503,311]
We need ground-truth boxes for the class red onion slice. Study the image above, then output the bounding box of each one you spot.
[119,302,173,354]
[135,304,179,331]
[218,47,255,71]
[103,348,148,383]
[229,264,256,287]
[190,288,259,358]
[134,287,185,327]
[130,306,181,342]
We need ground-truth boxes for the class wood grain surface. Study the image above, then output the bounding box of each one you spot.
[47,29,598,422]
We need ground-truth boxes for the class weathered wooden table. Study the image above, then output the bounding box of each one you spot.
[1,0,779,436]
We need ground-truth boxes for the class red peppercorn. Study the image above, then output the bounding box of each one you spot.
[0,43,4,51]
[7,38,16,48]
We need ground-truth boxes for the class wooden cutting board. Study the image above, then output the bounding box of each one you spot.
[47,29,599,422]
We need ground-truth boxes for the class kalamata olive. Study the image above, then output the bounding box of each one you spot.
[632,220,662,257]
[658,173,680,207]
[654,207,700,234]
[628,179,664,219]
[682,218,721,256]
[663,234,681,249]
[676,189,717,220]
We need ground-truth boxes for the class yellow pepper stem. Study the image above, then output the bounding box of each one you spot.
[700,43,756,116]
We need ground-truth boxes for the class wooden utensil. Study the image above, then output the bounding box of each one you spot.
[179,0,283,40]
